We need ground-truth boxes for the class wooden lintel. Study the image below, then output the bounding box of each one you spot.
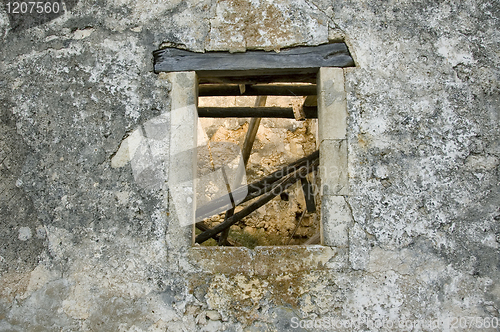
[198,84,316,97]
[153,43,355,76]
[197,106,317,119]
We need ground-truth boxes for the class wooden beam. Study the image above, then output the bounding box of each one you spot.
[242,118,262,164]
[247,150,319,193]
[153,43,355,75]
[196,221,224,243]
[197,106,317,118]
[241,97,266,165]
[198,84,317,96]
[198,72,318,85]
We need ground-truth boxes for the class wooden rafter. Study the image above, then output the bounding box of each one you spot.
[198,84,316,97]
[197,106,317,119]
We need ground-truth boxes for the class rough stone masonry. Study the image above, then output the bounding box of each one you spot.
[0,0,499,331]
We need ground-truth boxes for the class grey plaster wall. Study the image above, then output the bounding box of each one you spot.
[0,0,498,331]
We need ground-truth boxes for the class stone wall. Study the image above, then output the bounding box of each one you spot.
[0,0,498,331]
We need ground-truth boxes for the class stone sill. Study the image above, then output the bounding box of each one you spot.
[187,245,346,275]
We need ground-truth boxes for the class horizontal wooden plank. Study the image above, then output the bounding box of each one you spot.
[197,106,317,119]
[198,84,316,96]
[198,71,318,84]
[153,43,355,75]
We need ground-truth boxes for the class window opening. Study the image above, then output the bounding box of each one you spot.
[156,43,354,251]
[194,87,320,248]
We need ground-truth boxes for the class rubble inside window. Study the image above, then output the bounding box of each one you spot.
[194,86,321,248]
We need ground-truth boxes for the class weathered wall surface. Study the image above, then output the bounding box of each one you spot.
[0,0,498,331]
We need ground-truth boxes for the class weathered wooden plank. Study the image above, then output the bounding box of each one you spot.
[197,106,317,118]
[153,43,354,74]
[198,71,317,84]
[198,84,317,96]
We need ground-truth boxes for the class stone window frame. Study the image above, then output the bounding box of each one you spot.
[162,68,352,272]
